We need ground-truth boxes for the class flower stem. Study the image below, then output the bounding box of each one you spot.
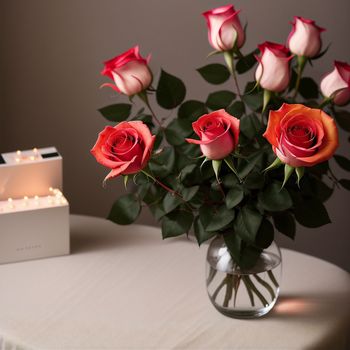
[319,97,332,109]
[243,275,269,307]
[292,55,307,100]
[253,274,276,301]
[224,51,242,99]
[267,270,279,288]
[242,276,255,307]
[223,275,233,307]
[138,91,163,128]
[141,170,193,210]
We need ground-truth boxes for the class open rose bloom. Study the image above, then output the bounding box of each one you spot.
[287,16,325,58]
[264,104,338,168]
[255,42,292,92]
[91,121,155,181]
[186,110,240,160]
[101,46,152,96]
[320,61,350,105]
[203,5,245,51]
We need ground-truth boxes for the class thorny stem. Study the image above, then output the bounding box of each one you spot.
[141,170,193,210]
[292,55,307,100]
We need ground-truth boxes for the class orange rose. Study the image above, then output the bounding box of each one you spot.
[264,103,338,167]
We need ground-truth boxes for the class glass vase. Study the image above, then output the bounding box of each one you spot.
[206,235,282,319]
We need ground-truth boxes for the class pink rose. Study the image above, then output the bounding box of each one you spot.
[91,121,155,181]
[320,61,350,106]
[186,110,240,160]
[287,17,325,58]
[255,42,292,92]
[264,104,338,168]
[101,46,152,96]
[202,5,245,51]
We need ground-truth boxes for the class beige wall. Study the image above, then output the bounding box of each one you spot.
[1,0,349,270]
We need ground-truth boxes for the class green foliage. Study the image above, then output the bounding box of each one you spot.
[206,91,236,110]
[108,194,141,225]
[98,103,132,122]
[161,210,193,238]
[226,101,245,118]
[197,64,230,84]
[156,70,186,109]
[178,100,208,121]
[299,77,319,99]
[258,182,293,212]
[236,49,259,74]
[98,33,346,271]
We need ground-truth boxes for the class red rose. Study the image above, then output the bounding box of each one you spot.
[186,110,240,160]
[202,5,245,52]
[320,61,350,106]
[264,104,338,167]
[287,17,325,58]
[91,121,155,181]
[255,42,292,93]
[101,46,152,96]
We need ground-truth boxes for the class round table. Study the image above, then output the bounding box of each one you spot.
[0,215,349,350]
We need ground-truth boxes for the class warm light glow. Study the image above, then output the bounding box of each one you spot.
[0,188,68,214]
[16,150,21,155]
[274,298,315,315]
[33,148,38,153]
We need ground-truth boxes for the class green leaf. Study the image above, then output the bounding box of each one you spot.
[181,186,200,201]
[258,182,293,212]
[273,212,296,239]
[163,192,182,214]
[156,70,186,109]
[202,205,235,232]
[240,113,262,140]
[178,100,208,122]
[294,198,331,228]
[194,217,216,245]
[197,63,230,84]
[255,218,274,249]
[242,93,263,111]
[334,155,350,171]
[98,103,132,122]
[148,147,175,178]
[131,113,153,127]
[108,194,141,225]
[237,151,263,178]
[236,49,259,74]
[222,173,239,188]
[244,171,265,189]
[206,90,236,110]
[223,231,242,262]
[339,179,350,190]
[226,101,245,118]
[299,77,319,99]
[161,210,193,238]
[179,164,197,182]
[240,245,262,269]
[234,206,263,243]
[164,119,192,146]
[334,110,350,132]
[225,185,244,209]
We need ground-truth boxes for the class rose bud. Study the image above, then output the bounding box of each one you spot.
[255,42,292,92]
[91,121,155,181]
[287,16,325,58]
[186,109,240,160]
[264,103,338,168]
[320,61,350,106]
[202,4,245,52]
[101,46,152,96]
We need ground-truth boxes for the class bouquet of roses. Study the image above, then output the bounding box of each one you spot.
[91,4,350,315]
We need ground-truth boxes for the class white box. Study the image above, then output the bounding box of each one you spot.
[0,147,62,200]
[0,191,70,264]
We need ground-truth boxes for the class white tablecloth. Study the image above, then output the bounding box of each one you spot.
[0,215,349,350]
